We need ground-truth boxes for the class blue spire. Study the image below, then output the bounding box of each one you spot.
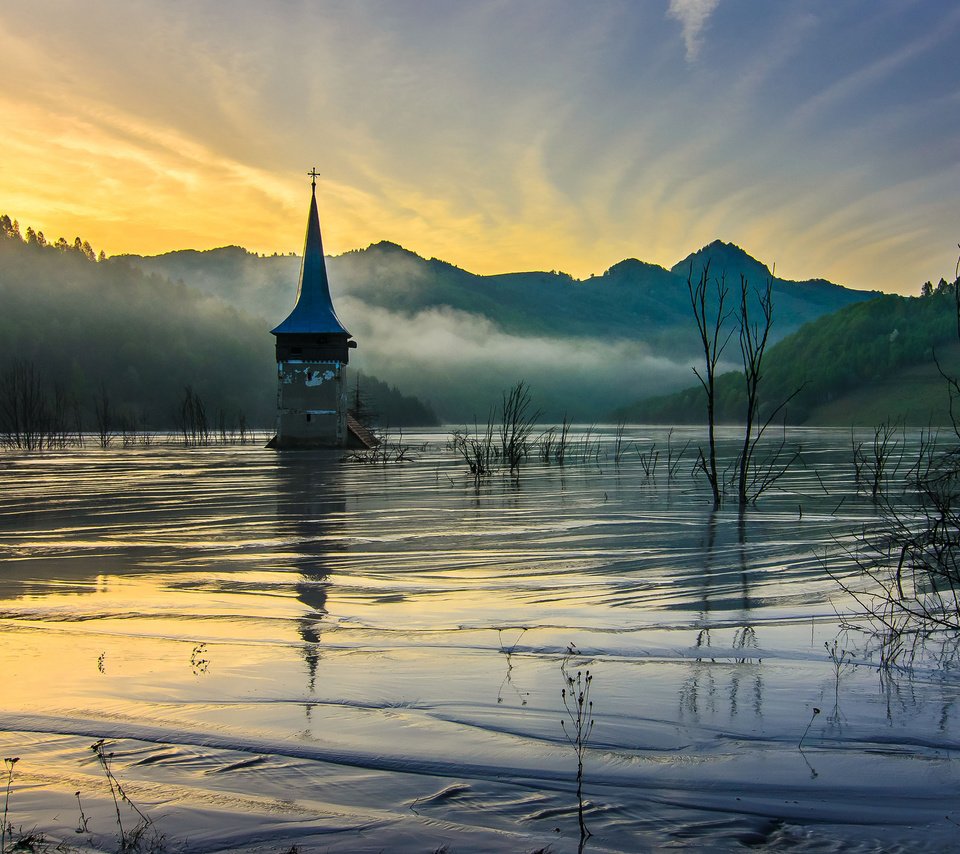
[271,179,351,336]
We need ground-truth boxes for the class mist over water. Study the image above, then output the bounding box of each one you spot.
[1,427,959,852]
[342,299,699,420]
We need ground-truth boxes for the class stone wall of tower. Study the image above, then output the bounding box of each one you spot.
[275,359,347,447]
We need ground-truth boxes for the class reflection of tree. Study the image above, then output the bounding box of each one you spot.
[272,453,346,696]
[732,517,763,718]
[680,510,763,722]
[679,658,717,721]
[496,628,529,706]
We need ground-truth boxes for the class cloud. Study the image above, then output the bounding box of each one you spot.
[2,1,958,296]
[667,0,720,61]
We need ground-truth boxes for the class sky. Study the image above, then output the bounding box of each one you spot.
[1,0,958,294]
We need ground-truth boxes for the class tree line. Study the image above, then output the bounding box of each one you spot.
[0,214,438,433]
[0,359,257,449]
[1,214,105,262]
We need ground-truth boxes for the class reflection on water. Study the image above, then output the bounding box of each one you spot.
[272,453,344,693]
[0,427,959,852]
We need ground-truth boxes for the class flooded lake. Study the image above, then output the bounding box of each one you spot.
[1,426,958,852]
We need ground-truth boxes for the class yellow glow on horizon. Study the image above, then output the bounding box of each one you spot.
[0,89,652,278]
[1,2,958,297]
[0,80,850,287]
[0,87,948,293]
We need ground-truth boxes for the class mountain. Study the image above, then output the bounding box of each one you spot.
[133,239,871,354]
[672,240,863,320]
[125,238,876,420]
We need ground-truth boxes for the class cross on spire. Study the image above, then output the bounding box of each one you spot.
[307,168,320,190]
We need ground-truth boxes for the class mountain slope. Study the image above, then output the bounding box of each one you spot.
[617,289,960,426]
[2,209,880,425]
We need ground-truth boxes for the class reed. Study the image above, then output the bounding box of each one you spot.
[560,661,594,845]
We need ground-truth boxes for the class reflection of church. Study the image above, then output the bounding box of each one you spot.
[273,455,346,692]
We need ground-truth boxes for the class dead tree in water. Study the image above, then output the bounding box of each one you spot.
[734,276,804,507]
[498,381,540,475]
[688,261,732,507]
[178,386,209,446]
[49,381,75,448]
[93,383,115,448]
[0,360,50,450]
[736,277,770,505]
[833,252,960,658]
[451,414,497,484]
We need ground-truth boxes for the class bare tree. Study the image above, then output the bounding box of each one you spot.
[833,447,960,662]
[451,415,497,485]
[178,386,210,446]
[49,381,73,449]
[736,277,771,506]
[733,276,805,507]
[687,261,733,507]
[834,251,960,658]
[93,383,115,448]
[0,361,50,450]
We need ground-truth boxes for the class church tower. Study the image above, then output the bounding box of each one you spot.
[269,171,356,448]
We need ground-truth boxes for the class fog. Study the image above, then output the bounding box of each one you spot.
[343,299,697,420]
[131,243,714,421]
[11,232,812,426]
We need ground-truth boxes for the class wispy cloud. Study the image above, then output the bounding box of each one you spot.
[667,0,720,61]
[1,1,958,294]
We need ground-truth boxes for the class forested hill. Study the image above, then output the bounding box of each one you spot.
[617,285,960,426]
[124,238,875,420]
[0,219,437,429]
[0,206,884,424]
[673,240,872,318]
[131,238,873,358]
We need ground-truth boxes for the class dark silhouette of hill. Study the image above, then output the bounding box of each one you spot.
[672,240,860,319]
[0,224,437,429]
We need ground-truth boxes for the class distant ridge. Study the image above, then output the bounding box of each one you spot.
[86,234,882,420]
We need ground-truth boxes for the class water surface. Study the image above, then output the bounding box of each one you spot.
[1,427,958,852]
